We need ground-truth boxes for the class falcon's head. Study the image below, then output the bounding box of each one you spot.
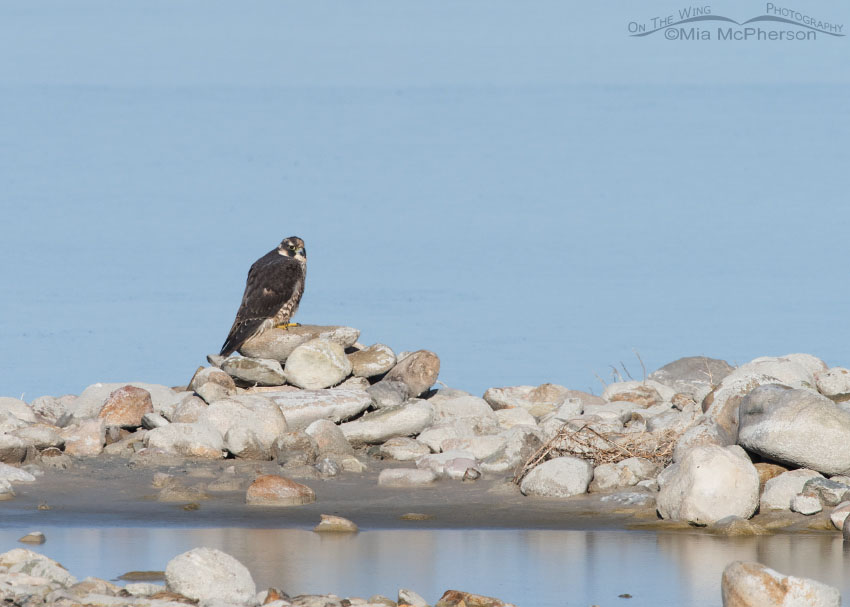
[278,236,307,262]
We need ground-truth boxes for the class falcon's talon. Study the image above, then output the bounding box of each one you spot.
[274,322,300,330]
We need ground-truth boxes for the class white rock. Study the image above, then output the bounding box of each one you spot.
[12,425,64,450]
[815,367,850,399]
[416,423,462,453]
[760,469,823,511]
[582,401,641,424]
[430,395,496,423]
[377,468,437,487]
[416,450,477,477]
[199,395,287,450]
[738,385,850,475]
[144,423,225,459]
[340,401,434,445]
[790,493,822,515]
[440,436,506,460]
[602,380,675,407]
[348,343,396,378]
[398,588,429,607]
[0,397,37,423]
[479,426,544,475]
[305,419,354,456]
[829,501,850,530]
[266,389,372,430]
[519,456,593,498]
[672,420,731,462]
[71,382,182,421]
[165,547,256,604]
[171,395,208,423]
[721,561,839,607]
[703,371,793,444]
[0,462,37,483]
[483,383,585,418]
[494,408,537,429]
[0,434,27,464]
[29,395,69,424]
[0,549,77,586]
[221,356,287,387]
[284,339,352,389]
[740,354,822,389]
[657,445,759,525]
[379,437,432,461]
[60,419,106,457]
[589,457,659,493]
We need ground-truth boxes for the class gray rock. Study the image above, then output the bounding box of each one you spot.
[383,350,440,397]
[703,372,792,445]
[0,397,37,423]
[239,324,360,361]
[378,437,432,461]
[271,431,318,467]
[790,493,822,515]
[141,412,170,429]
[815,367,850,400]
[367,380,410,409]
[416,449,477,477]
[479,426,544,475]
[802,477,850,506]
[340,400,434,445]
[431,395,496,424]
[348,343,396,378]
[199,395,288,451]
[189,366,237,400]
[316,456,342,476]
[416,423,464,452]
[582,401,641,424]
[11,425,64,450]
[377,468,437,487]
[305,419,354,456]
[658,445,759,525]
[171,395,208,423]
[738,354,822,389]
[648,356,734,403]
[337,375,370,390]
[588,457,660,493]
[443,457,481,481]
[760,469,823,511]
[673,421,732,462]
[440,436,506,460]
[0,462,37,483]
[721,561,840,607]
[484,384,594,418]
[165,547,256,604]
[0,434,28,464]
[60,419,106,456]
[29,395,69,424]
[284,339,352,389]
[221,356,287,387]
[144,423,225,459]
[519,456,593,498]
[398,588,428,607]
[738,384,850,474]
[829,501,850,530]
[71,382,182,421]
[601,380,674,408]
[0,548,77,586]
[495,407,538,429]
[267,388,372,430]
[224,427,269,460]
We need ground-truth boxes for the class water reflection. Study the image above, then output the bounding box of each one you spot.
[0,527,845,606]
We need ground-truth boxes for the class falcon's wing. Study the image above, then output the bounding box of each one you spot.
[219,252,302,356]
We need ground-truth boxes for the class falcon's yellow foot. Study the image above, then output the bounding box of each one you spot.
[274,322,301,330]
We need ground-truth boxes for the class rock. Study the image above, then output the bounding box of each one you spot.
[672,421,732,462]
[17,532,46,545]
[61,419,106,456]
[338,375,370,390]
[398,588,428,607]
[379,437,431,461]
[304,419,354,457]
[12,425,64,450]
[272,431,318,467]
[221,356,287,387]
[225,426,269,460]
[239,324,360,361]
[340,401,434,445]
[790,493,822,515]
[124,582,166,596]
[436,590,517,607]
[71,382,182,421]
[602,380,674,408]
[702,372,793,444]
[284,339,352,389]
[588,458,660,493]
[0,462,37,483]
[97,385,153,428]
[141,412,169,429]
[378,468,437,487]
[171,395,208,423]
[443,457,481,481]
[158,481,209,502]
[649,356,734,402]
[191,367,237,404]
[348,343,396,378]
[815,367,850,401]
[144,423,225,458]
[657,445,759,525]
[484,384,595,418]
[431,395,496,423]
[0,434,28,464]
[829,501,850,530]
[802,477,850,506]
[738,385,850,474]
[199,395,288,451]
[0,548,77,586]
[440,436,506,460]
[740,354,822,389]
[582,401,641,424]
[519,456,593,498]
[753,462,788,491]
[367,380,410,409]
[383,350,440,397]
[266,389,372,430]
[0,479,14,499]
[246,474,316,505]
[0,397,37,423]
[494,407,537,429]
[29,395,68,424]
[708,516,769,536]
[760,469,823,511]
[165,547,256,604]
[721,561,839,607]
[313,514,358,533]
[479,427,544,475]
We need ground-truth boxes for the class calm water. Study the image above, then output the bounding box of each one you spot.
[0,526,847,606]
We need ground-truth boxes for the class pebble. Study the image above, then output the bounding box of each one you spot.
[245,474,316,505]
[313,514,358,533]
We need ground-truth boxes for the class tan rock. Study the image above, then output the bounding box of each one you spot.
[721,561,840,607]
[348,343,396,378]
[384,350,440,397]
[61,419,106,456]
[313,514,358,533]
[436,589,517,607]
[754,462,788,492]
[98,386,154,428]
[246,474,316,506]
[240,324,360,361]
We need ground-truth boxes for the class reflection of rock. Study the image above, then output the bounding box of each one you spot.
[721,560,839,607]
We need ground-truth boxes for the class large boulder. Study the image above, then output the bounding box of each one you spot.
[266,388,372,429]
[721,561,839,607]
[97,385,153,428]
[165,547,256,604]
[648,356,734,402]
[70,382,182,421]
[519,456,593,498]
[144,423,225,458]
[198,395,288,451]
[814,367,850,401]
[0,397,37,423]
[738,385,850,475]
[657,445,759,525]
[284,339,352,389]
[0,548,77,586]
[340,401,434,445]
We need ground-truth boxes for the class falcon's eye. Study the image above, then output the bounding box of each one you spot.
[289,245,296,251]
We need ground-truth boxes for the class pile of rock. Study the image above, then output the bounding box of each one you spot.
[0,546,515,607]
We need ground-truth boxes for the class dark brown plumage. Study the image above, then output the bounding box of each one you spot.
[220,236,307,357]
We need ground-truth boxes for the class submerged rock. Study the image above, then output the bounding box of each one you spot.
[313,514,358,533]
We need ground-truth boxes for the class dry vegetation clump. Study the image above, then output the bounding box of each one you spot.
[513,423,682,485]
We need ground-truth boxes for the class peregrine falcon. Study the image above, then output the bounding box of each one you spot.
[219,236,307,357]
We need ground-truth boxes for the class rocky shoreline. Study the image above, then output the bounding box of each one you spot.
[3,325,850,605]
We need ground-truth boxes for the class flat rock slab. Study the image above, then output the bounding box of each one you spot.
[221,357,286,387]
[239,325,360,361]
[246,474,316,506]
[266,389,372,430]
[340,401,434,445]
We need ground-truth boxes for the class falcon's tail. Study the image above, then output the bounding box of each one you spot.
[219,318,266,357]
